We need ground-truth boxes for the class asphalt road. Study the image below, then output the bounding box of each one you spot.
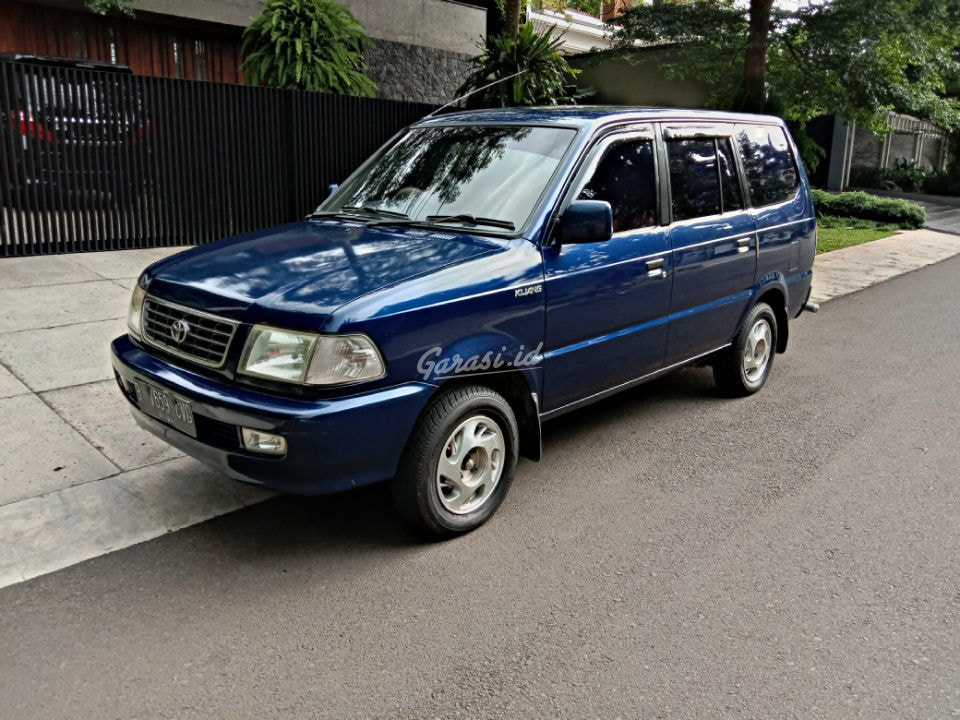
[2,257,959,720]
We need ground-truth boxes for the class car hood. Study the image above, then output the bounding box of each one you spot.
[144,219,506,327]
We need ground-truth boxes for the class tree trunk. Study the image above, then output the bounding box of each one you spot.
[742,0,773,112]
[504,0,522,38]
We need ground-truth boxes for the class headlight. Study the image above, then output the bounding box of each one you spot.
[127,284,146,338]
[238,325,385,386]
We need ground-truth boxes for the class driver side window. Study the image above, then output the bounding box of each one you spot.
[577,139,658,234]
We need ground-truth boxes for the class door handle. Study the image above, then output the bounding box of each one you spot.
[736,237,752,253]
[645,257,667,278]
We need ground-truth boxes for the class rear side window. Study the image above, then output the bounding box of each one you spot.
[666,139,721,221]
[735,125,799,206]
[578,139,658,233]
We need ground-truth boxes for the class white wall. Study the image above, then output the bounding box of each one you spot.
[135,0,485,56]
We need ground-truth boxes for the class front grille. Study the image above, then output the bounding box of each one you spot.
[142,297,238,368]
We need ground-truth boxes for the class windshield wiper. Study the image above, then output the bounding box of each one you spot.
[305,206,410,221]
[425,214,515,230]
[340,205,409,219]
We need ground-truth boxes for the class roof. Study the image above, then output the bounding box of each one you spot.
[416,106,784,130]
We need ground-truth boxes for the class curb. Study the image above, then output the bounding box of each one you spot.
[0,457,274,588]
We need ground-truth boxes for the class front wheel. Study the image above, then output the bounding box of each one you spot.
[713,302,778,396]
[391,385,519,538]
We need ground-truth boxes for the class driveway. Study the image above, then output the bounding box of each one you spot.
[1,254,958,719]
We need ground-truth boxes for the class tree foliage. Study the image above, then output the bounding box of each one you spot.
[456,22,581,107]
[85,0,134,16]
[242,0,376,96]
[611,0,960,133]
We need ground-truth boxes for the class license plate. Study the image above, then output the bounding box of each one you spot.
[132,380,196,438]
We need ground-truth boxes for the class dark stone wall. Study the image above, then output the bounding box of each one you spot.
[365,39,474,106]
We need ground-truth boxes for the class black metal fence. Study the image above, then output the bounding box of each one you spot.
[0,60,433,256]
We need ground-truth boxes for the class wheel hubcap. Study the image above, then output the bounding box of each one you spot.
[435,414,505,515]
[743,318,772,383]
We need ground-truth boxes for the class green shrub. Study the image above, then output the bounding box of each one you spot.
[922,169,960,196]
[810,189,925,229]
[242,0,375,96]
[850,161,925,193]
[849,165,886,189]
[457,22,580,107]
[850,162,960,197]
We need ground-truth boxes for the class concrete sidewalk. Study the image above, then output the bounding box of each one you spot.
[810,228,960,304]
[1,226,959,589]
[0,247,272,588]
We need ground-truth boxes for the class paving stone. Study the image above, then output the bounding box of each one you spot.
[0,363,29,398]
[42,380,182,471]
[0,394,118,507]
[0,255,101,290]
[0,317,127,392]
[0,280,129,333]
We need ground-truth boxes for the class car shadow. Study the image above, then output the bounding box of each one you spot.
[120,365,724,580]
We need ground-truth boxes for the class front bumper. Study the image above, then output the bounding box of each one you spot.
[111,334,435,495]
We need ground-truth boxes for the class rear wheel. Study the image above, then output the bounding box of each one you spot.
[713,301,778,396]
[391,385,519,538]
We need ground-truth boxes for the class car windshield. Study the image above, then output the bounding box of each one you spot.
[317,124,577,232]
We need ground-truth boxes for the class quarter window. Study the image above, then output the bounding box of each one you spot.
[717,138,744,211]
[577,140,658,233]
[735,125,800,207]
[667,139,721,221]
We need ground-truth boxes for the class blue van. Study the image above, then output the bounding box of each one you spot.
[112,107,817,536]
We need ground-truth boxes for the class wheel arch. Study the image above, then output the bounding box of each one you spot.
[424,371,542,462]
[753,284,789,353]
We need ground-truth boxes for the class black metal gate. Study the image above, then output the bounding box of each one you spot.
[0,60,433,256]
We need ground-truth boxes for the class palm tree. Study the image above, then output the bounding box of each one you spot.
[504,0,522,37]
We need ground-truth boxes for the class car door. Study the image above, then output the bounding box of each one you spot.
[735,123,817,316]
[541,129,672,413]
[663,126,759,362]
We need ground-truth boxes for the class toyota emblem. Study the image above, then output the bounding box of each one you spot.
[170,319,191,344]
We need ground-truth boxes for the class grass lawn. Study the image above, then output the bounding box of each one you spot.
[816,215,900,254]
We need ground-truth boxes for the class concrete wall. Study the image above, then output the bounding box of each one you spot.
[134,0,485,55]
[921,136,943,170]
[831,112,950,189]
[888,133,915,166]
[851,125,883,168]
[131,0,260,27]
[344,0,484,56]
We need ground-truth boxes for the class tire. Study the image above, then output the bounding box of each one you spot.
[391,385,519,538]
[713,301,778,397]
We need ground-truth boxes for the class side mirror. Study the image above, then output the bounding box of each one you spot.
[555,200,613,245]
[328,183,340,198]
